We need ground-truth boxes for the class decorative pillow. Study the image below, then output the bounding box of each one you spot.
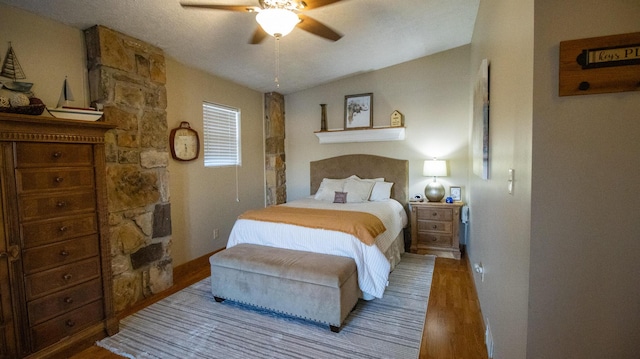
[314,178,345,201]
[370,181,394,201]
[333,191,347,203]
[343,178,375,203]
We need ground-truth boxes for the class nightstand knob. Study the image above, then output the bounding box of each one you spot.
[432,212,438,216]
[55,176,64,183]
[63,273,72,281]
[60,250,69,257]
[52,152,62,158]
[66,320,75,327]
[432,225,438,229]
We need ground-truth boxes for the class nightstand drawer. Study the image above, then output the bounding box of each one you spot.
[417,208,452,221]
[418,220,452,234]
[417,233,452,248]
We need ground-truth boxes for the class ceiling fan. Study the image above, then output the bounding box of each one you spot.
[180,0,345,44]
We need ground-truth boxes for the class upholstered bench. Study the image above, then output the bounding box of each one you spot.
[209,243,359,332]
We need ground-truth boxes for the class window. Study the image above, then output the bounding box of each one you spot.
[202,102,241,167]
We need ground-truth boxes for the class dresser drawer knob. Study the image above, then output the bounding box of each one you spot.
[55,176,64,183]
[52,152,62,158]
[59,226,68,232]
[0,251,6,258]
[432,212,438,216]
[66,319,75,327]
[63,273,72,281]
[432,225,438,229]
[431,237,438,242]
[60,250,69,257]
[64,297,74,304]
[57,201,67,208]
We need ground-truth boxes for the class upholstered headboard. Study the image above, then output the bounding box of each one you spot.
[310,154,409,211]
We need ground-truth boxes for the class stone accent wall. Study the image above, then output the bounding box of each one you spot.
[264,92,286,205]
[85,25,172,313]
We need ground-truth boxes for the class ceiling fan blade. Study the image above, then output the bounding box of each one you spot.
[249,26,268,44]
[297,14,342,41]
[180,3,259,12]
[298,0,345,10]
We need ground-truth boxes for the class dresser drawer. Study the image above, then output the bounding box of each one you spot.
[22,235,99,274]
[19,190,96,221]
[30,299,104,352]
[417,233,453,248]
[24,257,101,301]
[417,207,453,221]
[418,220,452,234]
[16,167,95,194]
[27,278,103,326]
[15,143,93,168]
[21,214,98,249]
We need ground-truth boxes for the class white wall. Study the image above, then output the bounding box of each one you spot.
[285,46,471,202]
[528,1,640,358]
[468,0,534,358]
[165,58,264,265]
[0,4,89,108]
[0,4,266,267]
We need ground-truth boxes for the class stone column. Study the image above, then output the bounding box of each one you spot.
[264,92,286,205]
[85,25,172,313]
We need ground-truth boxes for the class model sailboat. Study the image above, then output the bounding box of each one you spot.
[0,42,33,93]
[48,76,103,121]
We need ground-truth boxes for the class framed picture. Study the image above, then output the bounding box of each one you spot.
[472,59,490,180]
[450,186,462,202]
[344,93,373,129]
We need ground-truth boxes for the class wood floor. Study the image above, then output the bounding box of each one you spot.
[71,254,487,359]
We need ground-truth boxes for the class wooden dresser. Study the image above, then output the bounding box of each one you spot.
[410,201,464,259]
[0,113,117,358]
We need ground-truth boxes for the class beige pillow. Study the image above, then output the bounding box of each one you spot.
[370,181,394,201]
[314,178,345,201]
[344,178,375,203]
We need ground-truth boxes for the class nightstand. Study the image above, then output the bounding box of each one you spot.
[410,201,464,259]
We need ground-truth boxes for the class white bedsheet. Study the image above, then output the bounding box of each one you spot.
[226,198,408,299]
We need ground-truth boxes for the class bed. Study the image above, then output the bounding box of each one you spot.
[226,154,409,299]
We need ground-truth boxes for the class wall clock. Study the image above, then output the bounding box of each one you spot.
[169,121,199,161]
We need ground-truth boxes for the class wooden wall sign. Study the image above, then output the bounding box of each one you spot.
[559,32,640,96]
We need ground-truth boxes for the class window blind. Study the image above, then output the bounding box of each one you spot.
[203,102,241,167]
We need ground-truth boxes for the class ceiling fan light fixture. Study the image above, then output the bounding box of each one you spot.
[256,8,300,37]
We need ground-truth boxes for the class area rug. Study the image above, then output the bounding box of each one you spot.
[98,253,435,359]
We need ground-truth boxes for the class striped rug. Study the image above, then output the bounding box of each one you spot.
[97,253,435,359]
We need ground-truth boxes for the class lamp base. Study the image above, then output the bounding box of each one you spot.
[425,182,445,202]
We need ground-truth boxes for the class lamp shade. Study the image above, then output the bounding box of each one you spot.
[423,160,447,177]
[256,8,300,37]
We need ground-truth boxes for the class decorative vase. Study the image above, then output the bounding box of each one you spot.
[320,104,327,131]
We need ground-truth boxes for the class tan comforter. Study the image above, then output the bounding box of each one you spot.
[238,206,386,246]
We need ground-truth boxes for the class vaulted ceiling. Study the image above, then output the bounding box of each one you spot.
[1,0,479,94]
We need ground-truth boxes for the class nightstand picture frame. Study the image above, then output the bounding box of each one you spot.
[450,186,462,201]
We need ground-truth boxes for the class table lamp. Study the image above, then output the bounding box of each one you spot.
[423,159,447,202]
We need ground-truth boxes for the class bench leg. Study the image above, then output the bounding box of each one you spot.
[330,325,341,333]
[214,296,225,303]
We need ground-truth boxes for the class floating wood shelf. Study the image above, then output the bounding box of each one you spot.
[314,127,405,144]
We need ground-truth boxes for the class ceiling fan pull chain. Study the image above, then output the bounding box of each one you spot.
[274,35,281,88]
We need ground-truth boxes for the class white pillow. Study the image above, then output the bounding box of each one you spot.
[314,178,345,201]
[343,178,375,203]
[370,181,394,201]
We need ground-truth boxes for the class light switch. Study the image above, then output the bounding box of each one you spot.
[508,168,514,194]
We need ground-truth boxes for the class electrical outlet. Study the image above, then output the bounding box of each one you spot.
[212,228,219,240]
[485,321,494,358]
[474,262,485,282]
